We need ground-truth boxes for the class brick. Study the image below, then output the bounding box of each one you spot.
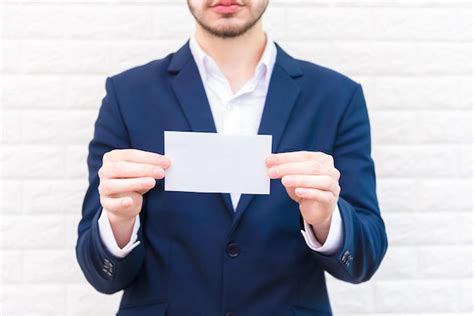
[22,180,88,214]
[374,8,471,41]
[371,111,417,144]
[62,5,153,40]
[385,213,471,246]
[418,246,472,278]
[2,251,23,284]
[66,284,121,315]
[1,40,21,73]
[2,75,66,108]
[417,179,472,212]
[66,145,90,180]
[372,43,471,76]
[1,146,66,179]
[63,75,105,109]
[1,110,22,144]
[1,215,66,249]
[412,145,458,177]
[285,8,374,40]
[457,76,473,109]
[458,144,472,177]
[377,178,417,213]
[371,246,418,280]
[23,250,83,283]
[22,40,110,74]
[372,145,417,177]
[2,4,65,39]
[375,280,458,312]
[151,5,194,39]
[374,76,464,110]
[66,214,82,249]
[0,180,22,214]
[108,40,179,74]
[457,281,473,312]
[21,110,96,145]
[326,277,375,313]
[416,111,471,143]
[2,285,66,315]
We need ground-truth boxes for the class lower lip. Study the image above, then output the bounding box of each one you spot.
[212,4,242,14]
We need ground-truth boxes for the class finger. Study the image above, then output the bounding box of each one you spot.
[294,187,337,204]
[101,192,142,213]
[281,174,338,192]
[99,177,156,196]
[103,149,170,168]
[99,161,165,179]
[268,160,335,179]
[266,151,333,167]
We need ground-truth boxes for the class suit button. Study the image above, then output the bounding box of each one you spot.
[227,242,240,258]
[103,258,114,274]
[341,250,353,267]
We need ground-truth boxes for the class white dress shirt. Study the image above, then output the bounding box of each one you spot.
[98,34,343,258]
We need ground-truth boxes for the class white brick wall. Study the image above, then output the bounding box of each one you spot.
[1,0,472,315]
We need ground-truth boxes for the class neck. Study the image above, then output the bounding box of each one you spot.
[194,21,267,92]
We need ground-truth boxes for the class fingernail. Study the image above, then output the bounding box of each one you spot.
[282,176,293,185]
[266,155,276,166]
[268,167,277,178]
[154,168,163,178]
[162,157,171,168]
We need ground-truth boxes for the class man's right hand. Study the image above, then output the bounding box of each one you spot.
[98,149,171,248]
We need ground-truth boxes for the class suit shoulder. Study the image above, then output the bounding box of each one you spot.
[296,59,360,92]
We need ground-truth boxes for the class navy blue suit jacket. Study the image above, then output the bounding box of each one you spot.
[76,41,388,316]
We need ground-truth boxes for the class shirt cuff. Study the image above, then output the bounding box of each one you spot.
[300,204,343,255]
[97,208,141,258]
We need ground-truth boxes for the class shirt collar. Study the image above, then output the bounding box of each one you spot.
[189,32,277,88]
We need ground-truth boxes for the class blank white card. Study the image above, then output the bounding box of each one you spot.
[164,131,272,194]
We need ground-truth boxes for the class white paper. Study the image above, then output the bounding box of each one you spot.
[164,131,272,194]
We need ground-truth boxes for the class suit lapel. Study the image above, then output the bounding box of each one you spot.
[229,43,303,233]
[168,41,235,215]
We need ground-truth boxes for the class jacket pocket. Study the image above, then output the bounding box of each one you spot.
[117,301,168,316]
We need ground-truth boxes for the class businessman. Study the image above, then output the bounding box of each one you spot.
[76,0,388,315]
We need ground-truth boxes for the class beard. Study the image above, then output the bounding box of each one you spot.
[187,0,269,38]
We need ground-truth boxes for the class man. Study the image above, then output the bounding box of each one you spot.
[76,0,388,315]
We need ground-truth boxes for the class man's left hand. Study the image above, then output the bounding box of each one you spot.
[265,151,341,244]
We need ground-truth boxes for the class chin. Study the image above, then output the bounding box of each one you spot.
[212,17,247,28]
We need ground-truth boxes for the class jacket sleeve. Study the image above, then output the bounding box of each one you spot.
[306,83,388,283]
[75,76,145,294]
